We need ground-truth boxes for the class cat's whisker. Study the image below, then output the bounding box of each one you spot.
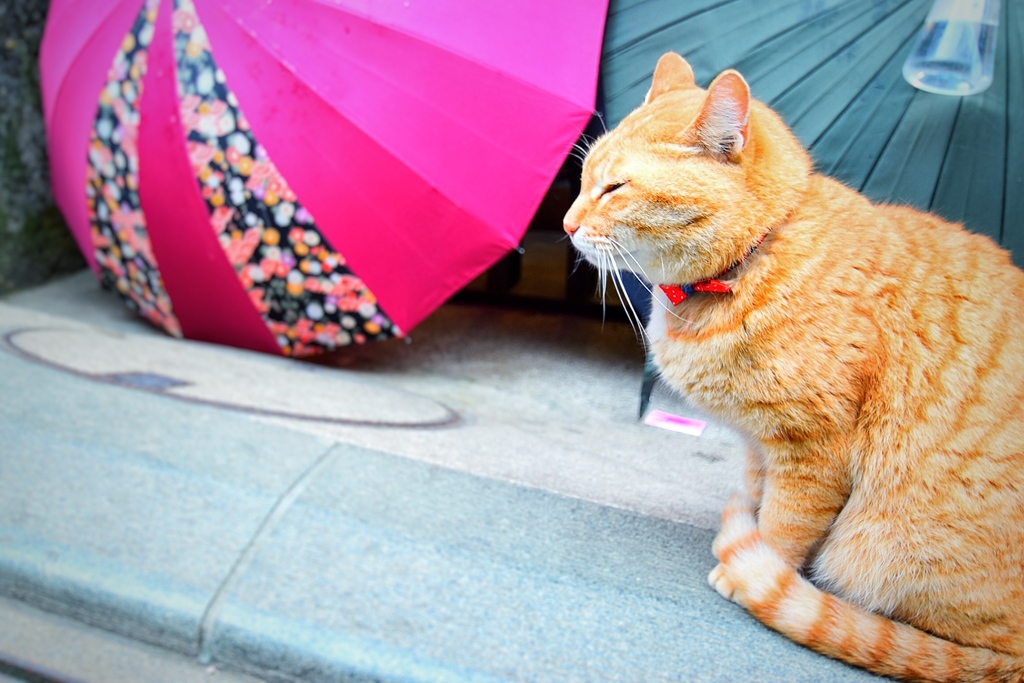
[601,252,618,327]
[567,246,592,278]
[581,235,683,335]
[590,246,628,332]
[611,264,651,348]
[571,134,599,165]
[592,247,629,333]
[607,240,687,323]
[592,240,652,346]
[606,237,654,282]
[596,251,610,323]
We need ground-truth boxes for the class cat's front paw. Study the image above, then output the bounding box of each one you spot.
[709,494,760,603]
[708,562,736,600]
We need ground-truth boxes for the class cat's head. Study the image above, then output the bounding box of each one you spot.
[564,52,811,287]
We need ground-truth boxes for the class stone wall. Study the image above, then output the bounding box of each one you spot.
[1,0,85,295]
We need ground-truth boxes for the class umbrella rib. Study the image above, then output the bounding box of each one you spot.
[204,3,475,200]
[769,0,916,106]
[999,1,1015,246]
[206,0,582,200]
[927,96,964,212]
[741,1,851,67]
[45,0,131,136]
[203,0,535,317]
[807,24,920,151]
[603,0,742,58]
[740,0,900,98]
[203,2,419,171]
[809,29,918,170]
[858,88,916,194]
[297,0,598,112]
[610,0,802,101]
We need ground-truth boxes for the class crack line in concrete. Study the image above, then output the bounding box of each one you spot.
[196,444,341,664]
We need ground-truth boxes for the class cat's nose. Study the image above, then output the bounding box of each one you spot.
[563,219,580,237]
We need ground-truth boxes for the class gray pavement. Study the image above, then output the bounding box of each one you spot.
[0,271,882,682]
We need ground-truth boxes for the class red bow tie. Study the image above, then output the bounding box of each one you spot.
[658,233,768,306]
[659,279,732,305]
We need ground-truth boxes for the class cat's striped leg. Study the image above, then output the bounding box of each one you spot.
[752,445,848,569]
[745,447,765,508]
[710,449,768,599]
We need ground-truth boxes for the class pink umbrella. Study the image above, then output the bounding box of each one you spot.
[41,0,607,356]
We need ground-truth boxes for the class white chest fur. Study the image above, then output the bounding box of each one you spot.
[645,287,670,345]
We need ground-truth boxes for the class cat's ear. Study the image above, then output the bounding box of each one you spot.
[644,52,696,105]
[688,69,750,161]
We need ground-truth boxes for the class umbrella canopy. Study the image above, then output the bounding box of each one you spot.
[41,0,607,356]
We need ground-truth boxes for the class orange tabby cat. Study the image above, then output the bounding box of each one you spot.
[564,52,1024,682]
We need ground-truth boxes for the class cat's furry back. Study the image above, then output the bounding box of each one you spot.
[564,52,1024,682]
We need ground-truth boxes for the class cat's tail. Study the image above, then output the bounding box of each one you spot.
[709,495,1024,683]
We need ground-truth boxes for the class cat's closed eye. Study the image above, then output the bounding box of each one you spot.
[599,181,628,198]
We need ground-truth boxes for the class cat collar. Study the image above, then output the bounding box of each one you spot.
[659,233,767,306]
